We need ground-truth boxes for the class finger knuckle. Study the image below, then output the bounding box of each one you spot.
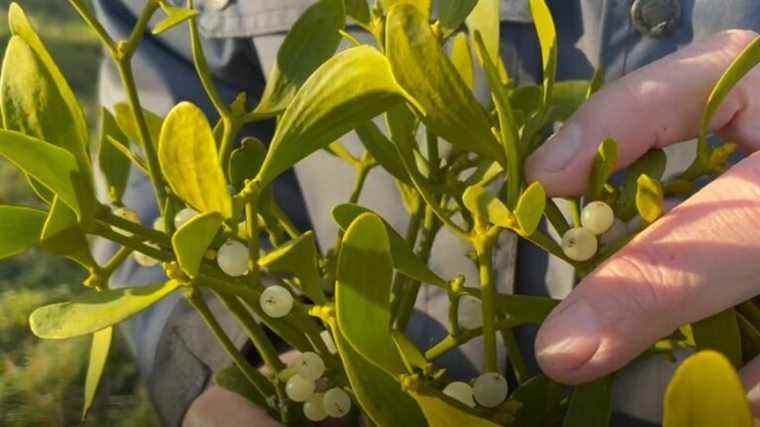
[716,29,759,56]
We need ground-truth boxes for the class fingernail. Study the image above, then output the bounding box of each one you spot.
[528,122,583,173]
[536,299,601,372]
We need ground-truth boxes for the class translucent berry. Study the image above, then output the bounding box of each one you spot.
[600,219,626,247]
[322,387,351,418]
[561,227,598,262]
[153,216,166,233]
[134,243,160,267]
[174,207,198,228]
[303,393,328,422]
[443,381,476,408]
[259,285,294,318]
[581,201,615,235]
[473,373,508,408]
[296,352,325,381]
[457,295,483,330]
[217,240,249,277]
[285,374,315,402]
[320,330,338,355]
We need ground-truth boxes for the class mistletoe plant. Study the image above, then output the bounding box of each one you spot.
[2,0,760,425]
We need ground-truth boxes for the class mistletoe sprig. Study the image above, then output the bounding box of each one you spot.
[1,0,759,425]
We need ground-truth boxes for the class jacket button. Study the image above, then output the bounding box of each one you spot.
[205,0,230,11]
[630,0,681,37]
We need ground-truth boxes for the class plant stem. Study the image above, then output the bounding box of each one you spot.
[424,318,518,361]
[188,0,230,119]
[186,290,276,406]
[567,197,582,228]
[544,198,570,236]
[68,0,117,56]
[474,229,499,372]
[101,246,133,277]
[499,328,528,384]
[219,118,243,176]
[95,225,173,263]
[389,206,424,318]
[244,182,262,284]
[101,210,170,246]
[349,164,371,204]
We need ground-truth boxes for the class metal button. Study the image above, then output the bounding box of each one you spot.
[205,0,230,11]
[630,0,681,38]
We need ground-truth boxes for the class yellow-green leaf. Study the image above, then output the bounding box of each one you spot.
[589,138,618,201]
[258,231,327,305]
[173,211,223,278]
[82,327,112,419]
[335,213,405,375]
[158,102,232,217]
[254,0,345,115]
[383,0,431,15]
[153,5,199,34]
[228,137,267,192]
[256,46,407,186]
[616,148,666,221]
[355,121,412,185]
[332,203,448,288]
[39,196,95,268]
[451,33,474,91]
[386,4,505,164]
[514,181,546,235]
[0,205,46,261]
[529,0,557,105]
[113,102,163,149]
[392,331,430,373]
[462,185,514,228]
[466,0,501,76]
[30,281,182,339]
[344,0,370,26]
[98,107,131,204]
[635,174,663,223]
[410,387,500,427]
[439,0,478,35]
[663,350,752,427]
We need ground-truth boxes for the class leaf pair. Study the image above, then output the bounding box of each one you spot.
[462,182,546,236]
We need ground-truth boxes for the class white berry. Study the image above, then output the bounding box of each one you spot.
[600,218,626,247]
[320,330,338,355]
[457,295,483,330]
[217,240,249,277]
[259,285,293,318]
[285,374,315,402]
[561,227,598,262]
[473,373,508,408]
[174,207,198,228]
[323,387,351,418]
[153,216,166,233]
[581,201,615,235]
[443,381,476,408]
[296,352,325,381]
[303,393,328,422]
[134,243,160,267]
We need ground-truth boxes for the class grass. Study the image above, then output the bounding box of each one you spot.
[0,1,160,425]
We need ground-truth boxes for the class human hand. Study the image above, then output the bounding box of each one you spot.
[525,29,760,414]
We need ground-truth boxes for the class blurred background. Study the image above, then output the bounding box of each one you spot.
[0,1,160,425]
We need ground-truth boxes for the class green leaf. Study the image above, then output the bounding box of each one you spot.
[635,174,664,223]
[30,280,182,339]
[344,0,371,26]
[158,102,232,218]
[254,0,345,115]
[462,185,514,228]
[258,231,327,305]
[255,46,407,186]
[495,294,559,324]
[0,205,46,260]
[383,0,432,15]
[213,365,268,408]
[548,80,590,122]
[0,130,87,217]
[98,108,131,204]
[692,309,743,368]
[335,213,405,375]
[529,0,558,105]
[563,376,613,427]
[663,350,752,427]
[589,138,618,201]
[439,0,478,35]
[332,203,448,287]
[173,212,223,278]
[510,375,563,426]
[616,148,666,221]
[392,331,431,374]
[466,0,502,77]
[5,5,90,171]
[39,196,95,268]
[514,181,546,236]
[451,33,475,91]
[82,327,112,420]
[113,102,163,149]
[330,322,426,426]
[386,4,505,164]
[153,5,199,34]
[228,137,267,192]
[355,121,412,185]
[409,386,501,427]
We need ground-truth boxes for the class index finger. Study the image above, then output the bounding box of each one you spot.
[525,29,760,196]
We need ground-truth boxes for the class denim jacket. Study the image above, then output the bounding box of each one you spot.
[93,1,760,425]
